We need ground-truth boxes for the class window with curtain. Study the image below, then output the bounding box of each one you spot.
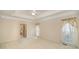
[62,17,78,47]
[62,23,74,45]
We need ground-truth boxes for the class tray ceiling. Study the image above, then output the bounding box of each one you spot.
[0,10,78,21]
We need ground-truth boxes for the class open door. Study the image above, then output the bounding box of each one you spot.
[20,24,27,38]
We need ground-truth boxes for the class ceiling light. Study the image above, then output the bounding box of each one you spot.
[32,12,35,15]
[32,10,36,15]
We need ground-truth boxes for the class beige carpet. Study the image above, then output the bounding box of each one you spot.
[0,38,75,49]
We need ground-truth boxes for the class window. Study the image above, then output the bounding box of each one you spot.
[62,18,78,47]
[62,23,73,44]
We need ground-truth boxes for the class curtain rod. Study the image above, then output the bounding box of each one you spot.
[62,17,77,21]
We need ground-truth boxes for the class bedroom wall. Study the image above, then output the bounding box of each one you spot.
[0,20,19,43]
[40,19,63,43]
[0,19,35,43]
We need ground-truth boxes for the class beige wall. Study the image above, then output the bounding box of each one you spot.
[0,20,19,43]
[40,19,63,43]
[0,20,35,43]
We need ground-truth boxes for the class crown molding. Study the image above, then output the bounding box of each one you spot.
[0,14,33,22]
[38,11,78,22]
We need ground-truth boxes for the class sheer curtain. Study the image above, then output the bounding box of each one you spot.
[62,17,78,47]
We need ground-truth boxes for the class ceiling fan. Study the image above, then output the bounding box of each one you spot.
[32,10,37,16]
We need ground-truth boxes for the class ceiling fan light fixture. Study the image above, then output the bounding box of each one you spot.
[32,12,35,15]
[32,10,36,15]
